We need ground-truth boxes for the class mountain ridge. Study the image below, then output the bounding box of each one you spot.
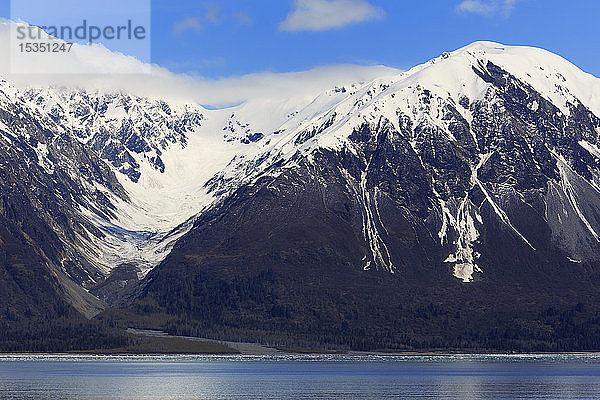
[3,41,600,351]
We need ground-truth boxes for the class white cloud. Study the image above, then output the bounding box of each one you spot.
[456,0,496,15]
[174,17,202,34]
[174,5,251,33]
[203,3,220,24]
[191,64,399,108]
[232,12,252,26]
[279,0,384,32]
[456,0,519,17]
[0,20,399,108]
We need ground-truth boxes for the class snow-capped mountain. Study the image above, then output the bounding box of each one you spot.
[2,41,600,331]
[132,42,600,350]
[193,41,600,282]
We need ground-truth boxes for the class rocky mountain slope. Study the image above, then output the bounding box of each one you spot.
[131,42,600,350]
[3,42,600,351]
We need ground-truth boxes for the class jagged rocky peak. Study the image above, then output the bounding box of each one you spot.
[18,86,207,182]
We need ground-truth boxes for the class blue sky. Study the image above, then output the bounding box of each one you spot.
[2,0,600,78]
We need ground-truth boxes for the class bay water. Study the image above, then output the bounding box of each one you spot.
[1,354,599,399]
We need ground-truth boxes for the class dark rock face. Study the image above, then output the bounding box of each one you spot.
[0,89,124,319]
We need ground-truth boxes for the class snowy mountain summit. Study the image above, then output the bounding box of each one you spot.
[191,41,600,283]
[2,41,600,318]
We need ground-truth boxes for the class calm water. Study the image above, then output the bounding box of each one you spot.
[1,354,600,399]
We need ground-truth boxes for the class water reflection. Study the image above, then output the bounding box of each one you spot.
[1,354,600,399]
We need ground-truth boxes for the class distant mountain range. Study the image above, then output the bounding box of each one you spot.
[3,42,600,352]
